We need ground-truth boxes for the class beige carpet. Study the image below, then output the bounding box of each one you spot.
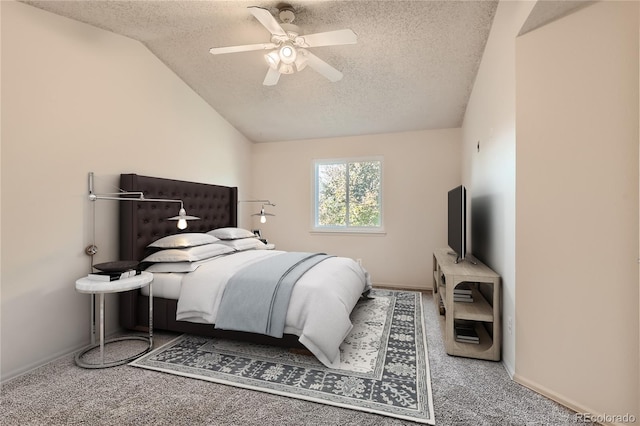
[0,292,585,425]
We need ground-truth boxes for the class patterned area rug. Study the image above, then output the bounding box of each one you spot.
[130,289,435,424]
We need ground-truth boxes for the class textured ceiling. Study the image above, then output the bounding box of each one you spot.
[21,1,502,142]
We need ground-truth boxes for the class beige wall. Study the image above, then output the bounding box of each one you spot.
[4,1,638,421]
[1,2,253,380]
[515,1,639,421]
[251,129,461,290]
[462,0,535,377]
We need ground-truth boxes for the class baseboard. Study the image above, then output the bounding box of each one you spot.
[502,359,515,379]
[1,328,124,384]
[512,374,629,426]
[1,342,85,384]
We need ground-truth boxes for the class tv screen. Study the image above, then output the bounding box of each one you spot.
[447,185,466,263]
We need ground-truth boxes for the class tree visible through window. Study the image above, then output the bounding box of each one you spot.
[314,158,383,231]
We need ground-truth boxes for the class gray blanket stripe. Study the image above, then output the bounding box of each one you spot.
[214,252,333,338]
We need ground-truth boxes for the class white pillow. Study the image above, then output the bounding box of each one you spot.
[145,261,201,273]
[207,227,256,240]
[216,238,267,251]
[143,243,234,263]
[148,233,219,249]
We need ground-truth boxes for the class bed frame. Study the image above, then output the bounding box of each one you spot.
[118,173,301,347]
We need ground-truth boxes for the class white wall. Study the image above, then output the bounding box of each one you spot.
[515,1,639,421]
[251,129,461,290]
[1,1,253,380]
[461,0,535,377]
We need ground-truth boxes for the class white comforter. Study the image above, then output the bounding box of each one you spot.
[175,250,371,368]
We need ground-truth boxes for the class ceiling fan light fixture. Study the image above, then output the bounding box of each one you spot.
[278,63,295,75]
[265,51,280,69]
[279,43,297,64]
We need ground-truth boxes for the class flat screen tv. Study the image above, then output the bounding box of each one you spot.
[447,185,466,263]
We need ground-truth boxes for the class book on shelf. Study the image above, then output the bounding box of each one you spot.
[453,295,474,302]
[453,283,474,295]
[87,269,140,282]
[455,336,480,344]
[455,323,480,343]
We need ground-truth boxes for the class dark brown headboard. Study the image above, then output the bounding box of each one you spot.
[119,174,238,261]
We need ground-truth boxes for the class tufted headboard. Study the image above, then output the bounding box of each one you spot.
[119,174,238,261]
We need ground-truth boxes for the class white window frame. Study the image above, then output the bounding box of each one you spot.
[312,156,384,234]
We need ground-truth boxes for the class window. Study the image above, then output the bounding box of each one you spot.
[313,157,383,232]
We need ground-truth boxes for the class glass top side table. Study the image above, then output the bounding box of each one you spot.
[75,271,153,369]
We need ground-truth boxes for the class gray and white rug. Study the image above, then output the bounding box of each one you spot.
[130,289,435,424]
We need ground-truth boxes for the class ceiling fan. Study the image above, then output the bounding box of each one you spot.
[209,5,357,86]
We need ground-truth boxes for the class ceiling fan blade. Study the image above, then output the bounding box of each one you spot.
[209,42,276,55]
[263,67,281,86]
[248,6,287,37]
[298,29,357,48]
[304,51,343,82]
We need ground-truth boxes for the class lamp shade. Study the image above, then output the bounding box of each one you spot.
[279,43,297,64]
[239,199,276,223]
[265,50,280,69]
[251,207,275,223]
[167,208,200,229]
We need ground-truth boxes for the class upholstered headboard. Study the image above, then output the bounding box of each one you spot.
[119,174,238,261]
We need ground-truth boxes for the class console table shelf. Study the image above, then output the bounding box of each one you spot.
[433,248,501,361]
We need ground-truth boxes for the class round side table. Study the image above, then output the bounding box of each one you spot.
[75,271,153,369]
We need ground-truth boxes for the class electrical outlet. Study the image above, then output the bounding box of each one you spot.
[507,316,513,335]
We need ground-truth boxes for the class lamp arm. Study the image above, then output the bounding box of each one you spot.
[88,172,143,199]
[88,193,143,201]
[238,199,276,207]
[132,197,183,206]
[89,193,184,206]
[88,174,184,207]
[88,172,183,205]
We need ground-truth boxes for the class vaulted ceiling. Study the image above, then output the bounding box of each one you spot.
[21,1,591,143]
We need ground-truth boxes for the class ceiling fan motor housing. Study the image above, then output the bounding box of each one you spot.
[278,6,295,24]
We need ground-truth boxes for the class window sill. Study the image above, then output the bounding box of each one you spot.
[310,228,386,236]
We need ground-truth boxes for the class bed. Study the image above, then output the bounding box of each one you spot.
[118,173,371,367]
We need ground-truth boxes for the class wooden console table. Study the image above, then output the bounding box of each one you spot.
[433,248,501,361]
